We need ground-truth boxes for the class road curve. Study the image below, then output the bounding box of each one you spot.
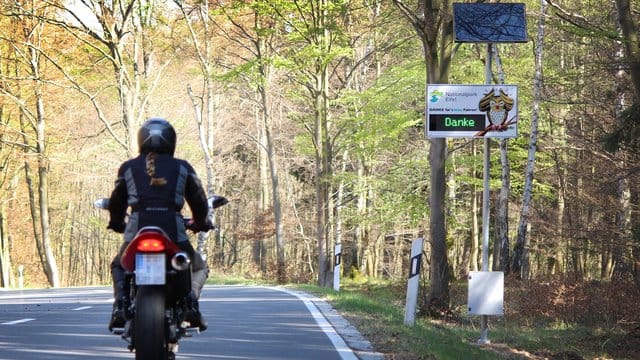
[0,285,381,360]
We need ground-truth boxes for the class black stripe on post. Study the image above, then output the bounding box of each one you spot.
[409,254,422,279]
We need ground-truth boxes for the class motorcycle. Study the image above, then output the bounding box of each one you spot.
[95,195,228,360]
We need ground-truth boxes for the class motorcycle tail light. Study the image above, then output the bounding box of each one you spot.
[136,238,166,252]
[121,227,180,271]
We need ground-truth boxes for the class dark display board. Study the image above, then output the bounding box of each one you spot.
[453,3,528,43]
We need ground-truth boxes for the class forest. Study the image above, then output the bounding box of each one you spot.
[0,0,639,344]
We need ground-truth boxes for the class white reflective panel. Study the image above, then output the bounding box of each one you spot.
[468,271,504,315]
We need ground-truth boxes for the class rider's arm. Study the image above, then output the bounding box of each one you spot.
[184,167,211,231]
[107,168,128,233]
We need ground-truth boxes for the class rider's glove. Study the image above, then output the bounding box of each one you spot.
[107,221,126,233]
[189,219,214,233]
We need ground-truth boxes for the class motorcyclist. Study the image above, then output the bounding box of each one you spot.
[107,118,212,332]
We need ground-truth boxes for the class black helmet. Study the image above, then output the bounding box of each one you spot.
[138,118,176,155]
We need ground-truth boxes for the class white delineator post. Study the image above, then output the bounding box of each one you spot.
[404,238,423,325]
[333,244,341,291]
[18,265,24,289]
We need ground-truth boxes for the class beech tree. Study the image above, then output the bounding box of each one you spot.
[207,0,287,282]
[48,0,172,156]
[1,0,639,296]
[614,0,640,104]
[260,0,349,287]
[173,0,224,269]
[393,0,453,314]
[0,1,60,287]
[513,0,547,278]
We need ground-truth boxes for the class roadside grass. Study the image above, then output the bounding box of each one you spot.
[209,275,637,359]
[207,272,270,285]
[295,280,503,360]
[486,321,629,360]
[294,279,634,360]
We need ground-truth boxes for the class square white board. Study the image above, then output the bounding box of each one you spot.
[468,271,504,315]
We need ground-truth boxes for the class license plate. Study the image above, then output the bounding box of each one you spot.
[135,253,166,285]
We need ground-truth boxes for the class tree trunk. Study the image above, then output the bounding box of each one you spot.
[187,83,220,266]
[496,139,510,273]
[315,89,329,286]
[333,150,348,279]
[492,47,510,273]
[426,8,453,316]
[471,142,479,272]
[0,207,11,287]
[613,26,633,281]
[428,137,450,311]
[31,45,59,288]
[261,91,285,283]
[551,117,567,276]
[614,0,640,104]
[316,0,334,287]
[22,160,43,281]
[267,126,285,283]
[514,0,547,278]
[254,17,286,283]
[354,157,368,271]
[394,0,454,314]
[255,109,269,273]
[180,0,218,267]
[37,156,59,288]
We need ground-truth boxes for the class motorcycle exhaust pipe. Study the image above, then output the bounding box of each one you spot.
[171,252,191,271]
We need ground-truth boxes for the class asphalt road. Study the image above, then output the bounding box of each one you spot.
[0,285,362,359]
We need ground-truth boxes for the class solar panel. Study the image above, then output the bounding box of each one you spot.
[453,3,528,43]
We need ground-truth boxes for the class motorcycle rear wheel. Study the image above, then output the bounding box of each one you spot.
[134,286,167,360]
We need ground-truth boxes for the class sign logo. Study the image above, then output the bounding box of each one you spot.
[429,89,444,103]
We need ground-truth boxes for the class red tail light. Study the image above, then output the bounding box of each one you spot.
[120,227,180,271]
[136,238,165,252]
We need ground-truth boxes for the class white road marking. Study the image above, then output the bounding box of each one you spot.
[1,318,35,325]
[72,306,92,311]
[270,287,359,360]
[0,288,110,298]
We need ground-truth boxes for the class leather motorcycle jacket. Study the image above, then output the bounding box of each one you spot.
[107,152,210,243]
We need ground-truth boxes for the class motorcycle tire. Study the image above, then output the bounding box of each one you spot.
[134,286,167,360]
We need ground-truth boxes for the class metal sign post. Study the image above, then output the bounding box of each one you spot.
[404,238,423,326]
[479,43,493,344]
[445,2,527,345]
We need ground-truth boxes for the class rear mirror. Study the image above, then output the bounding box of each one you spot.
[208,196,228,209]
[94,198,109,209]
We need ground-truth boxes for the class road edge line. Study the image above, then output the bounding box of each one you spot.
[269,287,384,360]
